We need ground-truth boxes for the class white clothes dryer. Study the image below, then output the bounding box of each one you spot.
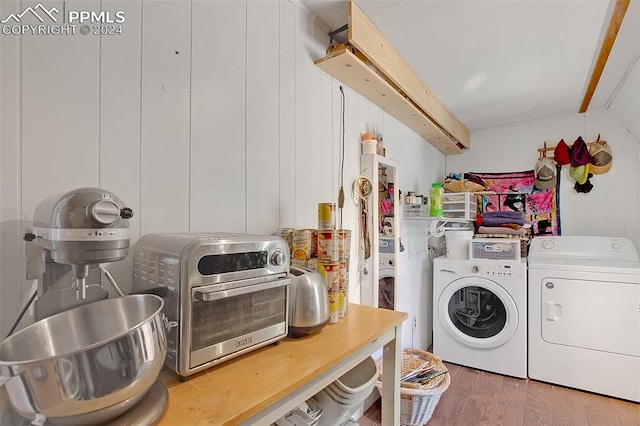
[433,256,527,378]
[528,236,640,402]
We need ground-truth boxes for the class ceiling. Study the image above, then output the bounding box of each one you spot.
[299,0,640,131]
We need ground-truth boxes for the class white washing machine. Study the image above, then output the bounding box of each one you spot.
[433,256,527,378]
[378,252,395,310]
[528,236,640,402]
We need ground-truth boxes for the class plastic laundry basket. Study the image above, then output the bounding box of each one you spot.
[375,348,450,425]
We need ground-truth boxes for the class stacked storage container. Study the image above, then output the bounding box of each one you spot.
[314,357,378,426]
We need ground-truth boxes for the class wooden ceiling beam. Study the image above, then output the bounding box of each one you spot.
[579,0,631,113]
[348,1,470,148]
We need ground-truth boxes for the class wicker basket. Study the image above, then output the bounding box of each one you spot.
[375,349,450,425]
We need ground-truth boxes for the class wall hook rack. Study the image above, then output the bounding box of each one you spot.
[537,135,606,160]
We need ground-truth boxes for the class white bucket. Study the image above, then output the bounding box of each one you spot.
[445,230,474,259]
[361,139,377,154]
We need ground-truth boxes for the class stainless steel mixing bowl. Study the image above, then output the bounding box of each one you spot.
[0,294,167,425]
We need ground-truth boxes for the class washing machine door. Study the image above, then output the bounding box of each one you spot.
[438,276,518,349]
[378,268,395,310]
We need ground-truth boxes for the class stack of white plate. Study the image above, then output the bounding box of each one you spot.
[273,397,322,426]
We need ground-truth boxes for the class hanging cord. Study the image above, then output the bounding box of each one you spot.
[337,86,346,229]
[6,289,37,338]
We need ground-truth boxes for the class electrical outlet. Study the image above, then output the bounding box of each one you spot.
[411,315,417,348]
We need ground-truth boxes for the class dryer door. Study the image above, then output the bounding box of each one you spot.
[438,276,518,349]
[540,277,639,357]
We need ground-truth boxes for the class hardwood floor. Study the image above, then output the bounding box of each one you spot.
[358,361,640,426]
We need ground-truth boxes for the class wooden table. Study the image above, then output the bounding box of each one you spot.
[158,304,407,425]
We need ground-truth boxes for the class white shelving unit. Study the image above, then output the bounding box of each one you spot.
[403,203,429,219]
[360,153,399,310]
[443,192,477,221]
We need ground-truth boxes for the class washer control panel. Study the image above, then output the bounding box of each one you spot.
[379,254,395,269]
[470,261,522,278]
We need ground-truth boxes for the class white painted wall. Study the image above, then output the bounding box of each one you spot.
[0,0,442,349]
[394,124,445,350]
[446,108,640,251]
[608,56,640,143]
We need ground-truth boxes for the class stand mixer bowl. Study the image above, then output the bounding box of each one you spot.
[0,295,167,425]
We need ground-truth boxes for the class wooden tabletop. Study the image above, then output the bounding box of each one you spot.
[158,304,407,425]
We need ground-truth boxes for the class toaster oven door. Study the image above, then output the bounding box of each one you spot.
[188,276,290,370]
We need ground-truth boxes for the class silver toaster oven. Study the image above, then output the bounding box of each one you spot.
[132,233,290,378]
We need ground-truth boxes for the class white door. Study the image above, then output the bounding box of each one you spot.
[438,276,519,349]
[540,277,640,357]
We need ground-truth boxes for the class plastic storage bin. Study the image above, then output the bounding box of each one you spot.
[443,192,477,221]
[403,204,429,218]
[445,230,474,259]
[272,397,323,426]
[314,356,378,426]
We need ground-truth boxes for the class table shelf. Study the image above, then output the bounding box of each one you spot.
[158,304,407,425]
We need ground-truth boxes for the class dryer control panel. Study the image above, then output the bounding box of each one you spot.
[529,236,639,261]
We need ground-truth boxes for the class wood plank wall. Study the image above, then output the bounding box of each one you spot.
[0,0,445,348]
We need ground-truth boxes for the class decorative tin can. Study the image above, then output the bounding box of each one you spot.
[317,261,340,292]
[328,292,339,324]
[278,228,294,254]
[318,203,336,230]
[292,229,315,260]
[319,261,340,324]
[338,259,348,318]
[317,231,339,261]
[310,229,318,258]
[338,288,347,319]
[291,258,308,269]
[338,229,351,259]
[306,257,318,271]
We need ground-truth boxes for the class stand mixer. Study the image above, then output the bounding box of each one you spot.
[0,188,171,426]
[23,187,134,320]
